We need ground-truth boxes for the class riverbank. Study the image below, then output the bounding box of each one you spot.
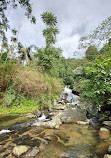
[0,107,111,158]
[0,103,40,115]
[1,87,111,158]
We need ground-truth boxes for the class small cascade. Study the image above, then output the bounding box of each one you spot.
[61,86,80,104]
[37,113,50,122]
[0,129,11,135]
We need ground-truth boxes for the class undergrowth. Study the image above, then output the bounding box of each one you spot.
[0,63,63,114]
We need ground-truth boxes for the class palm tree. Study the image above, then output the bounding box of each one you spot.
[41,12,59,48]
[17,43,38,65]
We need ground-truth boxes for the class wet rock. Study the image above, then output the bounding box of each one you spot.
[58,100,65,105]
[39,143,46,151]
[54,131,70,143]
[32,109,87,129]
[59,151,91,158]
[12,145,30,157]
[2,153,10,158]
[48,108,53,112]
[61,109,87,123]
[60,152,70,158]
[0,148,6,153]
[103,121,111,126]
[108,144,111,154]
[26,114,36,119]
[104,111,110,116]
[33,110,41,117]
[26,147,39,157]
[95,142,109,155]
[53,104,68,110]
[90,117,99,128]
[77,102,88,110]
[77,119,90,125]
[104,154,111,158]
[32,112,63,129]
[98,113,109,122]
[12,134,41,147]
[98,127,110,139]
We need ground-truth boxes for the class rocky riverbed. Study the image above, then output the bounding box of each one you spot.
[1,87,111,158]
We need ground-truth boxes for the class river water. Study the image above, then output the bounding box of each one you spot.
[0,87,110,158]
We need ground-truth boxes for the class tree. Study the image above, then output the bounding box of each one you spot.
[0,0,36,56]
[17,43,39,65]
[99,38,111,57]
[81,56,111,111]
[85,45,98,61]
[37,12,62,71]
[41,12,59,48]
[78,16,111,50]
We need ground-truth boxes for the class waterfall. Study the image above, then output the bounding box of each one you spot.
[61,86,80,104]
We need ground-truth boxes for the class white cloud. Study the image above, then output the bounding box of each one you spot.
[6,0,111,58]
[57,34,80,58]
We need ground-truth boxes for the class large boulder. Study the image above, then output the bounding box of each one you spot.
[61,109,87,123]
[32,109,87,129]
[104,154,111,158]
[95,142,109,155]
[12,145,30,157]
[98,127,110,140]
[32,112,63,129]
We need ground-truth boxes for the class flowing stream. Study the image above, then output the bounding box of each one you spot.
[61,85,80,105]
[0,87,110,158]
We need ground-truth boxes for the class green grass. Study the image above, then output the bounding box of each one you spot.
[0,104,39,115]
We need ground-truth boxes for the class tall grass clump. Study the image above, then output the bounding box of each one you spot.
[0,63,63,113]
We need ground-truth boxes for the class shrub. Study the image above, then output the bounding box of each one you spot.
[4,88,16,106]
[13,66,63,98]
[0,62,17,92]
[80,57,111,111]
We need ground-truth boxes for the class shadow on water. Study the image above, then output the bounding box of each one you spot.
[0,115,19,123]
[0,114,36,131]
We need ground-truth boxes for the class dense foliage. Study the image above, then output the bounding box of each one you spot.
[85,45,98,61]
[77,40,111,111]
[1,1,111,114]
[36,12,74,86]
[0,6,65,113]
[81,57,111,110]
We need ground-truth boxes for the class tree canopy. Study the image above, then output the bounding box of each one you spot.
[0,0,36,45]
[78,16,111,50]
[37,12,62,71]
[85,45,98,61]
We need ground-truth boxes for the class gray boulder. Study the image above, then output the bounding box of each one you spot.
[32,112,63,129]
[33,110,41,117]
[61,108,87,123]
[26,147,39,157]
[32,109,87,129]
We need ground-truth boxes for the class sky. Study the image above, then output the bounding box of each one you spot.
[7,0,111,58]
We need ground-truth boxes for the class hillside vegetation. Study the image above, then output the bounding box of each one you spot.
[0,0,111,114]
